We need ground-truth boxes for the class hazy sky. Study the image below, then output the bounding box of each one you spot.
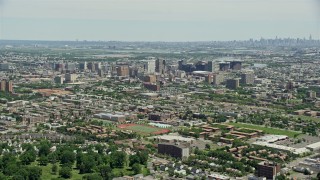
[0,0,319,41]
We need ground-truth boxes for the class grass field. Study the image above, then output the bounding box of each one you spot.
[31,162,85,180]
[227,122,301,138]
[118,124,170,135]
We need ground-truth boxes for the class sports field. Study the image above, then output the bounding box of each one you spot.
[227,122,301,138]
[118,124,170,135]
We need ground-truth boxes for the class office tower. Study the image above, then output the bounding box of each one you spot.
[286,81,294,90]
[195,61,206,71]
[88,62,95,72]
[5,81,13,93]
[226,79,239,90]
[144,75,157,83]
[240,72,255,85]
[230,61,242,70]
[116,65,129,77]
[95,62,101,71]
[54,63,65,72]
[144,60,155,74]
[207,61,214,72]
[66,63,76,72]
[54,76,64,84]
[307,91,317,99]
[156,58,166,74]
[205,74,213,84]
[212,73,224,85]
[257,162,280,180]
[178,60,184,70]
[0,80,13,93]
[79,62,87,71]
[219,62,230,71]
[98,69,104,77]
[65,74,77,83]
[0,80,6,91]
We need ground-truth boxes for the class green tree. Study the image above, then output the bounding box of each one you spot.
[98,164,113,180]
[39,155,49,166]
[28,166,42,180]
[59,166,72,179]
[60,151,75,166]
[132,163,142,174]
[20,150,37,165]
[52,164,58,175]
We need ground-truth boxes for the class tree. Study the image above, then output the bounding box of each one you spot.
[60,151,75,166]
[20,150,37,165]
[110,151,126,168]
[52,164,58,175]
[98,164,113,180]
[129,155,140,167]
[79,155,96,174]
[0,173,7,180]
[132,163,142,174]
[59,166,72,179]
[28,166,42,180]
[38,141,51,157]
[205,144,211,149]
[39,155,48,166]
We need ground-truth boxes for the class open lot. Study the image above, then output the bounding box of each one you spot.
[34,89,73,96]
[118,124,170,135]
[227,122,301,138]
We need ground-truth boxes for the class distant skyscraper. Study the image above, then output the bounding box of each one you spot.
[54,76,64,84]
[117,65,129,77]
[230,61,242,70]
[219,62,230,71]
[226,79,239,90]
[65,74,77,83]
[66,63,76,72]
[0,80,13,93]
[240,72,254,85]
[155,58,166,74]
[207,61,214,72]
[144,60,155,74]
[79,62,87,71]
[95,62,101,71]
[88,62,95,72]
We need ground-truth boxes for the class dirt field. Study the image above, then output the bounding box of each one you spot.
[34,89,73,96]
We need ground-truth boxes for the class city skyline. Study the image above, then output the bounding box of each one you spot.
[0,0,319,41]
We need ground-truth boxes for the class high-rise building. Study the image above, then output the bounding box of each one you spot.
[66,63,76,72]
[88,62,95,72]
[219,62,230,71]
[144,75,157,83]
[257,161,280,180]
[5,81,13,93]
[65,74,77,83]
[307,90,317,99]
[155,58,166,74]
[79,62,87,71]
[54,76,64,84]
[94,62,101,71]
[207,61,215,72]
[116,65,129,77]
[144,60,156,74]
[54,63,65,72]
[98,69,104,77]
[230,61,242,70]
[212,73,224,85]
[226,79,239,90]
[0,80,13,93]
[0,80,6,91]
[240,72,255,85]
[158,143,190,159]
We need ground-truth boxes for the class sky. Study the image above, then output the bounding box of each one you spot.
[0,0,319,41]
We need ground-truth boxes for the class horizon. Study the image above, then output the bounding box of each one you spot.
[0,0,319,41]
